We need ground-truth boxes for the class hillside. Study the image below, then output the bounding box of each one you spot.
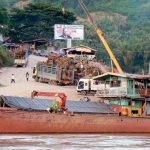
[1,0,150,73]
[33,0,150,73]
[0,0,20,7]
[13,0,32,8]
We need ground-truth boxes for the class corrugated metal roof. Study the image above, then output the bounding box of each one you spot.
[60,45,97,52]
[22,38,48,43]
[2,96,115,114]
[93,72,150,80]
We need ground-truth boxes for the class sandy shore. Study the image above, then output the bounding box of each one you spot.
[0,55,98,101]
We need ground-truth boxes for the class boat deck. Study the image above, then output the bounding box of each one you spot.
[0,96,116,114]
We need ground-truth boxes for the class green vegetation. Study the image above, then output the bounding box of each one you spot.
[8,2,76,42]
[0,0,150,73]
[0,46,14,67]
[0,0,20,7]
[31,0,150,73]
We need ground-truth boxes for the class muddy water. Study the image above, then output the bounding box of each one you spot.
[0,134,150,150]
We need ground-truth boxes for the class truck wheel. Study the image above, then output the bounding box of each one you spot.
[81,91,87,95]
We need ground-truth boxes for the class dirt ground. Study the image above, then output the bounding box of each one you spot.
[0,55,98,101]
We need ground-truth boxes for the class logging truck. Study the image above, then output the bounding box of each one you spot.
[14,50,28,67]
[32,63,76,85]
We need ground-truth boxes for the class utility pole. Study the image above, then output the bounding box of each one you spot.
[62,7,72,48]
[110,59,114,72]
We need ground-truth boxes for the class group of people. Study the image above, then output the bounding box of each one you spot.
[11,72,29,83]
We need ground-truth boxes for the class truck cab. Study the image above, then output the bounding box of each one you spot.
[77,78,107,95]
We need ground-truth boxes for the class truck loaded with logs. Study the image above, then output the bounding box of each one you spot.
[14,49,28,67]
[32,53,109,86]
[32,62,75,85]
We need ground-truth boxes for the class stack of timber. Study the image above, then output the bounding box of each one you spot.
[14,49,28,67]
[34,53,110,85]
[15,49,26,59]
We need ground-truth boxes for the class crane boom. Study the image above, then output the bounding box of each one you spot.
[79,0,123,73]
[31,91,67,109]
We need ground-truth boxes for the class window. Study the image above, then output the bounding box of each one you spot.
[42,66,47,72]
[110,81,121,87]
[47,67,52,73]
[78,81,84,89]
[131,110,138,114]
[52,67,56,74]
[95,80,99,85]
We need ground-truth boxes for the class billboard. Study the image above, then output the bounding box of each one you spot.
[54,24,84,40]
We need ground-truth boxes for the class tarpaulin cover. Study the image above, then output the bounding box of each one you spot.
[3,96,115,114]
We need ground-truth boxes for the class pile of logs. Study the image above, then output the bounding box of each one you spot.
[15,50,26,59]
[39,53,110,79]
[46,53,75,69]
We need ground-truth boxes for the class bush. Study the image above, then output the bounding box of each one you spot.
[0,45,14,67]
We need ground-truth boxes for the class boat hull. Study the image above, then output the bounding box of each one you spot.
[1,108,150,133]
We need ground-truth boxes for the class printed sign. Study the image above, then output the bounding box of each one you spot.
[54,24,84,40]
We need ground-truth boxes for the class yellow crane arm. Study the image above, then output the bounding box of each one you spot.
[78,0,123,73]
[96,29,123,73]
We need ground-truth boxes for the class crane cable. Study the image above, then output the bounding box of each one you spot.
[78,0,103,34]
[78,0,124,73]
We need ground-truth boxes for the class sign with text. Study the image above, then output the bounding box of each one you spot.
[54,24,84,40]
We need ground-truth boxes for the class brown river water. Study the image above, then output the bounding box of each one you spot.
[0,134,150,150]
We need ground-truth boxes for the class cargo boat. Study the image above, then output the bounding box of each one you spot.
[0,73,149,133]
[0,95,150,133]
[1,107,150,133]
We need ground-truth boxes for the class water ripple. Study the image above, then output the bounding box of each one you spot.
[0,134,150,150]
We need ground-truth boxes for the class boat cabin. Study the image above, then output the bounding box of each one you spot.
[93,72,150,117]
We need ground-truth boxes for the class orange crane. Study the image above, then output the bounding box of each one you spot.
[31,91,67,111]
[78,0,123,73]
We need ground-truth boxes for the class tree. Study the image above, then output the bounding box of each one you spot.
[8,2,76,42]
[0,46,14,67]
[0,7,9,35]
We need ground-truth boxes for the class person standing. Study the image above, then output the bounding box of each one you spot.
[26,72,29,81]
[80,62,84,73]
[11,74,15,83]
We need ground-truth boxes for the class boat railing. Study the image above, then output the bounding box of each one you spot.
[96,87,127,97]
[140,88,150,98]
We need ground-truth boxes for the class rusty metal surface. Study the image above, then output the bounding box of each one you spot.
[3,96,115,114]
[1,109,150,133]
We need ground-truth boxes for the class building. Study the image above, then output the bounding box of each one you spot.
[60,45,97,60]
[22,39,48,49]
[93,72,150,117]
